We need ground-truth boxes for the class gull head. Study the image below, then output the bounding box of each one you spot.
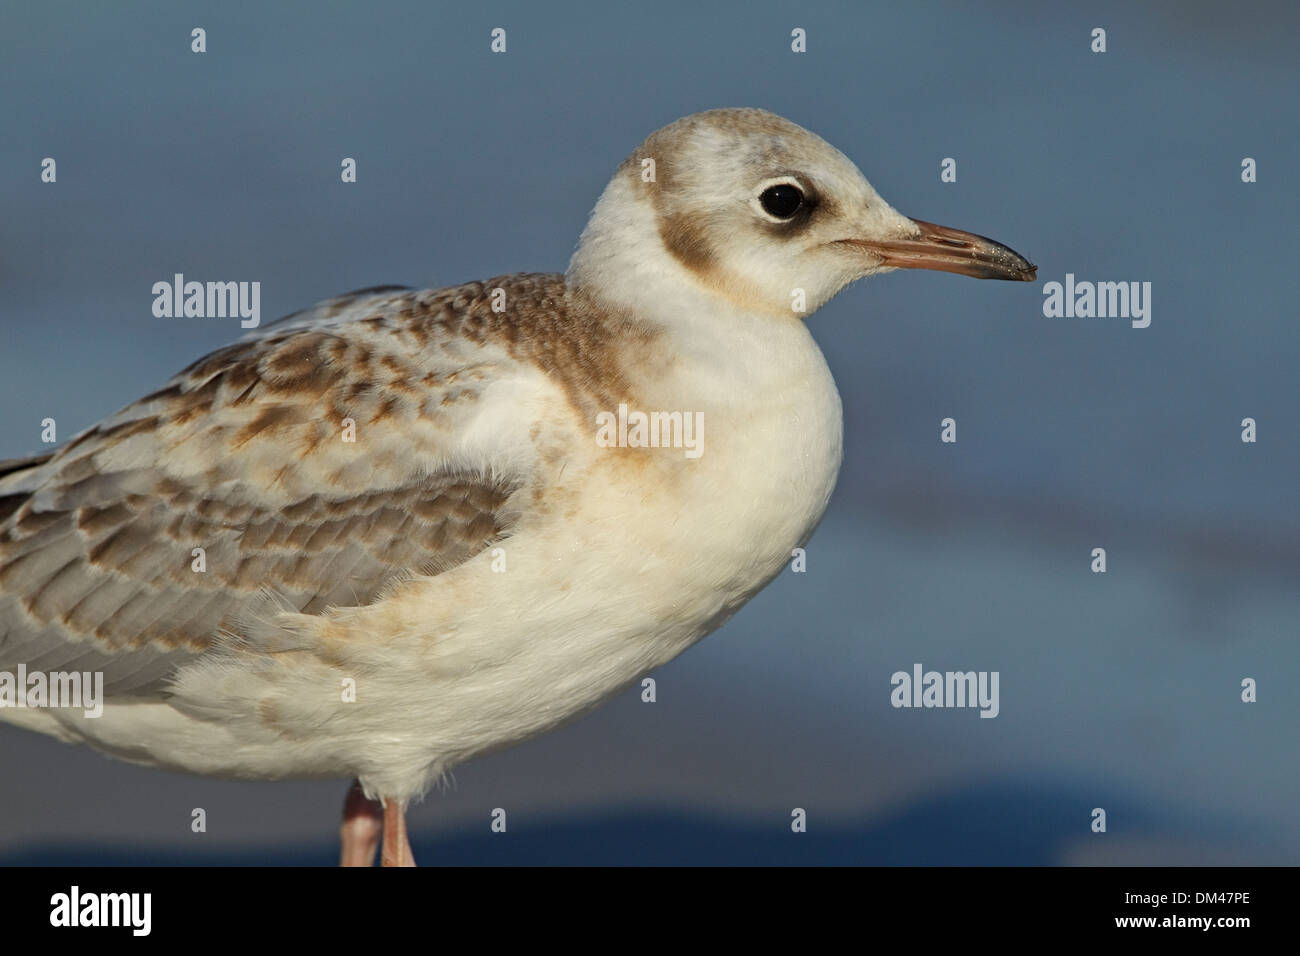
[568,108,1036,319]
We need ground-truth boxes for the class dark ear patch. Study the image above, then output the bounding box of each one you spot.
[658,209,721,276]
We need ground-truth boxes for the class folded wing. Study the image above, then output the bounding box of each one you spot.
[0,285,525,695]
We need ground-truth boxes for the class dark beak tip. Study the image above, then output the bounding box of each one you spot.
[997,252,1036,282]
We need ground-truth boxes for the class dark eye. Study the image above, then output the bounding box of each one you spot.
[759,183,805,219]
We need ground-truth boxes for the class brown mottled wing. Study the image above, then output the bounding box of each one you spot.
[0,286,522,695]
[259,285,412,333]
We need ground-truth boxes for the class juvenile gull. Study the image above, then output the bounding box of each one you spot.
[0,108,1034,866]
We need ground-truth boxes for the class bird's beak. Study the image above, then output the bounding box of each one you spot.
[840,218,1037,281]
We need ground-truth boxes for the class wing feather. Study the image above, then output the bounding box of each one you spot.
[0,285,528,693]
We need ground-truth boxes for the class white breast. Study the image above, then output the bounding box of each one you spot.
[335,225,848,795]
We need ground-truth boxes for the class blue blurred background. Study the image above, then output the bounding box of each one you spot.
[1,0,1296,864]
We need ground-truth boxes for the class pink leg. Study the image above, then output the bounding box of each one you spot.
[381,798,416,867]
[340,779,382,867]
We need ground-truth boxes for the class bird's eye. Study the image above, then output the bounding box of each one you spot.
[759,183,805,219]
